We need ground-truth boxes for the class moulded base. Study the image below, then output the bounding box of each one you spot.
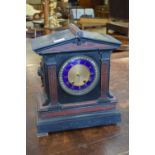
[37,109,121,136]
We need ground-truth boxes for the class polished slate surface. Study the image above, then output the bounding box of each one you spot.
[26,38,129,155]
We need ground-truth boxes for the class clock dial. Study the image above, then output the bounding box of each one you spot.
[59,56,99,96]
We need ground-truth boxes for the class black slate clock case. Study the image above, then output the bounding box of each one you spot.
[32,24,122,136]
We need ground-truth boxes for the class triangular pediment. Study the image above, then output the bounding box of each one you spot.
[32,24,121,55]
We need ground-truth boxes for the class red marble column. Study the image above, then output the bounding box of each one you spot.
[100,58,110,99]
[48,65,58,105]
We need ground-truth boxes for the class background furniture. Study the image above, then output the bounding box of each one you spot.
[70,8,95,19]
[109,0,129,20]
[95,5,109,18]
[77,17,109,29]
[106,21,129,36]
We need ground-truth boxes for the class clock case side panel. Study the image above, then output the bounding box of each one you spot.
[37,58,50,105]
[38,55,58,105]
[56,51,101,104]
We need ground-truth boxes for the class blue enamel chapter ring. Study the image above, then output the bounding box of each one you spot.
[59,56,99,95]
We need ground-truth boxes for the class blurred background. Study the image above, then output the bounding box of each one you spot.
[26,0,129,50]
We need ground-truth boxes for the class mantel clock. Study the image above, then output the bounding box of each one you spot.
[32,24,121,136]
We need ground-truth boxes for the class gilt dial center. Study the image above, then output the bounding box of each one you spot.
[68,64,90,86]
